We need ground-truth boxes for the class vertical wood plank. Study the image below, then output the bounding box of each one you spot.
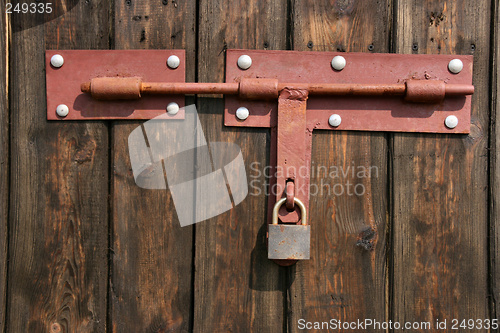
[0,3,8,331]
[111,1,196,331]
[288,1,391,331]
[393,0,490,328]
[7,2,111,332]
[194,1,287,331]
[492,0,500,322]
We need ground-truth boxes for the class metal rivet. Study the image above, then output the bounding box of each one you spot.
[237,55,252,70]
[331,56,346,71]
[167,102,179,115]
[167,55,180,69]
[328,114,341,127]
[56,104,69,117]
[448,59,463,74]
[445,115,458,129]
[50,54,64,68]
[236,107,249,120]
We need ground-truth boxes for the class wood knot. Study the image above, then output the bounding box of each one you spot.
[333,0,355,15]
[50,323,62,333]
[74,136,97,163]
[356,227,377,251]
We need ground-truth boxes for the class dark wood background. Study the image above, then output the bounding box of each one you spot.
[0,0,498,331]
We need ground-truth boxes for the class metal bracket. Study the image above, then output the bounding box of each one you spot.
[45,49,474,266]
[45,50,186,120]
[223,49,473,265]
[224,49,472,133]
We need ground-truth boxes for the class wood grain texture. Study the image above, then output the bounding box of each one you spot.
[288,1,391,331]
[0,3,8,331]
[111,1,196,332]
[393,0,490,328]
[492,0,500,321]
[6,2,110,332]
[194,1,287,331]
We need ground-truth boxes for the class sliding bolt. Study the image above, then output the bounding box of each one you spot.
[50,54,64,68]
[236,107,249,120]
[445,115,458,129]
[167,55,180,69]
[448,59,463,74]
[56,104,69,117]
[167,102,180,115]
[237,55,252,70]
[328,114,341,127]
[331,56,346,71]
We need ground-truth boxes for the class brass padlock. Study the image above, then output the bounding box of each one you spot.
[268,197,310,260]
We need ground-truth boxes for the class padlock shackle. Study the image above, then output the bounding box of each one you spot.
[272,197,307,226]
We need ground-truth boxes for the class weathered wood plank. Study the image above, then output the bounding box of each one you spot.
[6,2,111,332]
[288,1,391,331]
[194,1,287,331]
[492,0,500,322]
[393,0,490,328]
[110,1,196,331]
[0,3,8,332]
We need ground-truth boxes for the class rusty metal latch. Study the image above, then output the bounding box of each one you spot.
[79,76,472,103]
[45,49,474,265]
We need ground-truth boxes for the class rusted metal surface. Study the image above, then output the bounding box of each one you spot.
[81,76,472,102]
[46,50,186,120]
[225,49,473,134]
[275,88,310,224]
[143,82,239,95]
[87,77,142,100]
[405,80,446,103]
[267,90,312,265]
[238,77,279,100]
[82,79,240,98]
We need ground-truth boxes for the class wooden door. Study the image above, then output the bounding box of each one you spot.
[0,0,497,331]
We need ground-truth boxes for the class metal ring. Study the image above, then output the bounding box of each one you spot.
[272,197,307,226]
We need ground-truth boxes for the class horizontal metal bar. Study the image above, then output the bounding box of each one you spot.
[81,77,474,103]
[142,82,240,95]
[278,83,407,96]
[278,83,474,97]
